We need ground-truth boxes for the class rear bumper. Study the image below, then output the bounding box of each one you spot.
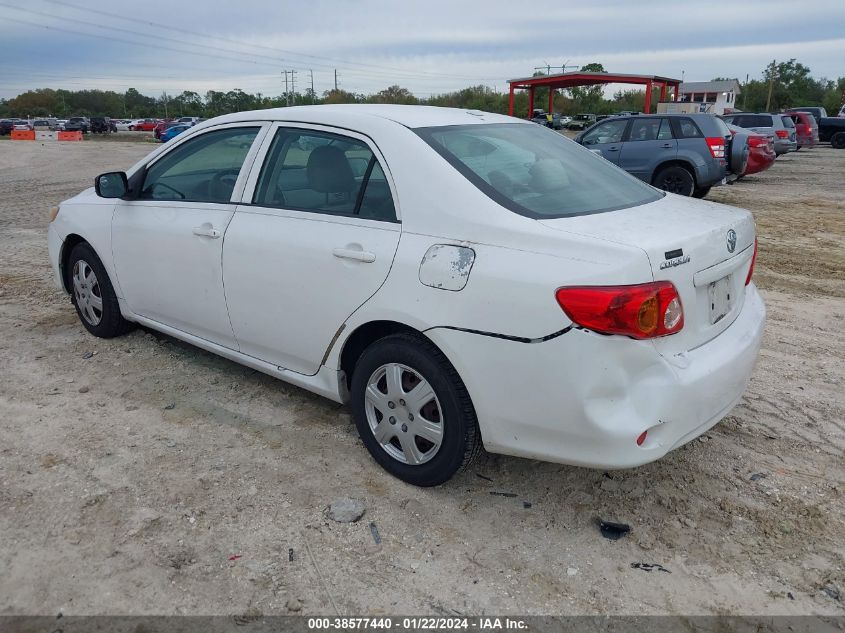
[774,139,797,154]
[426,285,765,469]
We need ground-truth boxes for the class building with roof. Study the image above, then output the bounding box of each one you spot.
[676,80,742,115]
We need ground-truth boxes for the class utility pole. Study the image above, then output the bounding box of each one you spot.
[290,70,297,105]
[765,60,776,112]
[283,71,289,106]
[309,69,314,103]
[742,73,749,110]
[334,69,338,91]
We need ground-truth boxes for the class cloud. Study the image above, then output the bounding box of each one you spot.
[1,0,843,99]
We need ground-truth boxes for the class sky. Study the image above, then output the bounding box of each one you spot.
[2,0,844,101]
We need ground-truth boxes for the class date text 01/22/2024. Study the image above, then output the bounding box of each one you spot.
[306,617,528,630]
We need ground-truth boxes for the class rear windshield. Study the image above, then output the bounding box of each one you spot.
[415,123,663,219]
[728,114,773,128]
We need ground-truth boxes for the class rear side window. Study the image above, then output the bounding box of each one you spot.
[415,123,663,219]
[781,116,796,128]
[253,128,396,222]
[713,117,731,136]
[628,118,673,141]
[675,118,703,138]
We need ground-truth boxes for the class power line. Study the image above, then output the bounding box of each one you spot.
[38,0,502,82]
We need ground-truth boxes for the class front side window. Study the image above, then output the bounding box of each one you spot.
[416,123,663,219]
[140,126,259,203]
[253,128,396,221]
[581,119,627,145]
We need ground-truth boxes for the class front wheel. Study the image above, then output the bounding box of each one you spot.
[831,132,845,150]
[350,333,481,486]
[67,243,134,338]
[653,165,695,196]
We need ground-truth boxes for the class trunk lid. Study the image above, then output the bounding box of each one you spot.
[539,194,756,356]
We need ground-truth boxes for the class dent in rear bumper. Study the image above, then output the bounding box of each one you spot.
[426,285,765,469]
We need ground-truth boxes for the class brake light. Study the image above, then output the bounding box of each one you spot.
[747,135,767,148]
[706,137,725,158]
[555,282,684,339]
[775,129,789,139]
[745,239,758,286]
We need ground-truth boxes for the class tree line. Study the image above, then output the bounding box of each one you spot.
[1,59,842,120]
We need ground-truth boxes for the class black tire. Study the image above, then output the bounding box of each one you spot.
[67,242,134,338]
[692,186,712,199]
[350,333,481,487]
[831,132,845,150]
[653,165,695,196]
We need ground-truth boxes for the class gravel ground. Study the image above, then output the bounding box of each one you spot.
[0,137,843,616]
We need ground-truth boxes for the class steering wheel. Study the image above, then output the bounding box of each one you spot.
[209,169,239,202]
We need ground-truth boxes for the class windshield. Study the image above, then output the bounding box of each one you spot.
[415,123,663,219]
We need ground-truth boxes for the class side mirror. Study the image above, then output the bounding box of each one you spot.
[95,171,128,198]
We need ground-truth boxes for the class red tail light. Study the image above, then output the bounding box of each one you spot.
[745,239,758,286]
[706,137,726,158]
[747,136,767,148]
[555,282,684,339]
[775,129,789,139]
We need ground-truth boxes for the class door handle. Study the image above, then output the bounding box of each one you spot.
[607,146,619,151]
[661,143,673,148]
[193,225,221,238]
[333,248,376,263]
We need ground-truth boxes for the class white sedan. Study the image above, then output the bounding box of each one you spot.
[47,105,765,486]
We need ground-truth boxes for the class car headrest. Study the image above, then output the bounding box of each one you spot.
[306,145,355,194]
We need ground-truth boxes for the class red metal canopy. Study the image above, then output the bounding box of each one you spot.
[507,71,681,117]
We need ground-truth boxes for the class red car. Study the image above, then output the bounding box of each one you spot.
[744,133,777,176]
[128,118,159,132]
[785,111,818,149]
[153,119,176,139]
[727,124,776,178]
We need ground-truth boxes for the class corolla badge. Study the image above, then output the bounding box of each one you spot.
[726,229,737,253]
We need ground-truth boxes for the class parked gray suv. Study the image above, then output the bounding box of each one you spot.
[721,113,797,155]
[574,113,731,198]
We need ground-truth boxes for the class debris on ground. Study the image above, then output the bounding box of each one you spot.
[82,352,94,359]
[489,491,517,498]
[369,522,381,545]
[750,473,768,481]
[822,583,840,601]
[288,548,294,562]
[598,519,631,540]
[286,598,302,612]
[163,403,175,410]
[631,562,671,573]
[326,497,365,523]
[228,554,241,561]
[566,567,578,576]
[523,501,532,509]
[475,473,493,482]
[78,386,89,393]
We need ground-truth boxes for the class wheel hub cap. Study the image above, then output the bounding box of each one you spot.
[364,363,443,465]
[72,259,103,326]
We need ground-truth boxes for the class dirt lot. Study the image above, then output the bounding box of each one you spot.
[0,137,843,616]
